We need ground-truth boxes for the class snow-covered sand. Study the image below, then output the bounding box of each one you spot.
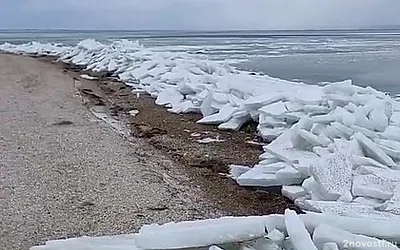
[2,39,400,249]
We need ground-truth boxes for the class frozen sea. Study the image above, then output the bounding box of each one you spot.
[1,29,400,93]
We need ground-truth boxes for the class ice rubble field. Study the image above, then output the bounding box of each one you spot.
[3,39,400,249]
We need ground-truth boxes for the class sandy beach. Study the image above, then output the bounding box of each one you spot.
[0,54,224,249]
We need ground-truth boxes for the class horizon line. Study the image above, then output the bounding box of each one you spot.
[1,27,400,32]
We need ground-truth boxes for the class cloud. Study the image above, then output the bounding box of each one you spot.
[1,0,400,29]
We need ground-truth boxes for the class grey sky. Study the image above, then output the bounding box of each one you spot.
[1,0,400,30]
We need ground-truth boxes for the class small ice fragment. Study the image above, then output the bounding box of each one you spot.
[197,137,225,143]
[80,74,98,80]
[322,242,339,250]
[281,186,307,201]
[129,110,139,117]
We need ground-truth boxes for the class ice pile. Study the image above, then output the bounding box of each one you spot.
[3,40,400,242]
[32,209,400,250]
[0,39,325,132]
[234,80,400,220]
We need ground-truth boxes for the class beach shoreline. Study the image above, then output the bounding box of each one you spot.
[49,54,296,215]
[0,53,294,249]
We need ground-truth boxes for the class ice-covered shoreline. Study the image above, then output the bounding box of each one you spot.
[3,39,400,249]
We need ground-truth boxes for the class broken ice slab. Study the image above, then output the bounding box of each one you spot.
[374,139,400,160]
[236,172,286,187]
[197,104,237,125]
[168,100,199,114]
[323,79,355,94]
[155,88,184,106]
[382,126,400,141]
[258,101,287,117]
[382,184,400,215]
[352,156,389,169]
[242,93,283,109]
[354,132,396,167]
[356,166,400,182]
[281,186,308,201]
[303,104,331,115]
[369,108,389,132]
[322,242,339,250]
[298,129,331,147]
[310,153,353,201]
[284,209,318,250]
[331,138,363,156]
[241,236,282,250]
[301,177,328,201]
[218,115,251,131]
[351,124,380,139]
[257,126,286,142]
[229,165,251,180]
[264,129,319,165]
[212,92,229,104]
[30,234,139,250]
[275,166,304,184]
[236,165,303,187]
[330,122,354,139]
[352,174,395,200]
[300,212,400,242]
[312,146,332,157]
[353,197,385,208]
[297,200,391,220]
[258,113,287,127]
[135,216,275,249]
[313,224,400,250]
[258,157,281,165]
[253,162,289,173]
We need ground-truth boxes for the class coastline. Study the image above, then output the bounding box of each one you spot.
[0,53,294,249]
[51,55,296,215]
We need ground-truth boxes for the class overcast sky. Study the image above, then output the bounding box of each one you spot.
[1,0,400,30]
